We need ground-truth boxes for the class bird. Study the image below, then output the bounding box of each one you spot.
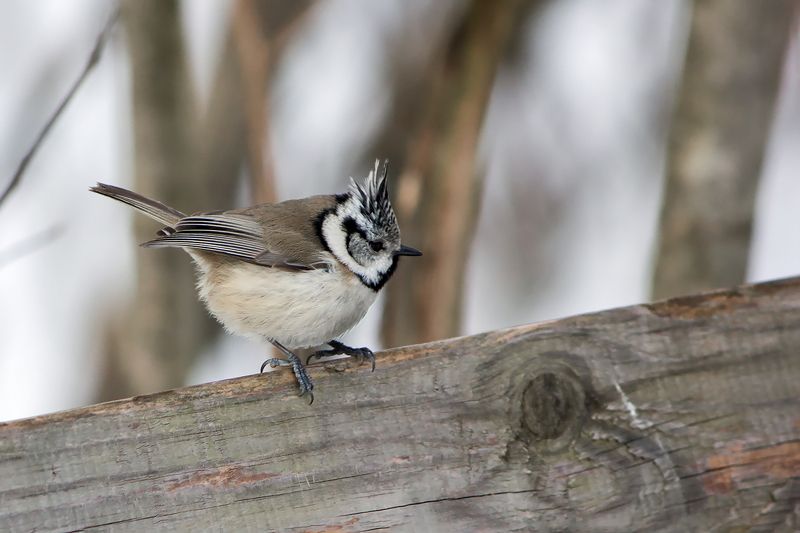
[91,160,421,403]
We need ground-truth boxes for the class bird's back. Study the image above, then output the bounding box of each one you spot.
[232,195,339,268]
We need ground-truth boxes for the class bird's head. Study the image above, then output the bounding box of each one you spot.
[320,160,421,290]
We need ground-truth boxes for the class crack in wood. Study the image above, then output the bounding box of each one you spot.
[338,489,551,517]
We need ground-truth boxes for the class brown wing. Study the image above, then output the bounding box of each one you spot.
[142,195,338,270]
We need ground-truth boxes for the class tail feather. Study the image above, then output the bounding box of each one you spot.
[90,183,185,227]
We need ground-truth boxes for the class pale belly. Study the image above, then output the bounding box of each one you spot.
[192,257,377,348]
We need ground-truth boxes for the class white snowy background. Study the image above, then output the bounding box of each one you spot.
[0,0,797,421]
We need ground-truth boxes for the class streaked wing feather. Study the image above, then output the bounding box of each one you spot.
[176,215,263,237]
[145,213,320,270]
[142,233,265,261]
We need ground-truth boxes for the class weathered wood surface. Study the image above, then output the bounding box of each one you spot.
[2,277,800,532]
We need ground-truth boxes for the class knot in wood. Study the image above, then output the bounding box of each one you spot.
[521,370,585,451]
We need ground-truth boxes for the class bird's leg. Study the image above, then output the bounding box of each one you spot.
[307,340,376,372]
[261,340,314,404]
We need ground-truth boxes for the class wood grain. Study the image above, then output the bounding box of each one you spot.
[3,277,800,531]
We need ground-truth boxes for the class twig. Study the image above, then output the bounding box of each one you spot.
[0,226,64,269]
[0,9,119,207]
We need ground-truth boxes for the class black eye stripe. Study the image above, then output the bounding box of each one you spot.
[341,217,369,242]
[342,217,385,253]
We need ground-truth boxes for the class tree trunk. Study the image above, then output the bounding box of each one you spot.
[99,1,313,400]
[652,0,795,299]
[381,0,528,347]
[99,0,217,401]
[232,0,313,204]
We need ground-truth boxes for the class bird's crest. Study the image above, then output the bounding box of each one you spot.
[348,159,397,229]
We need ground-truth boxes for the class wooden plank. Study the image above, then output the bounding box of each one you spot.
[2,277,800,532]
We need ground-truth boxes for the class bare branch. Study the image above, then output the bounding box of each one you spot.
[0,9,119,207]
[0,226,63,269]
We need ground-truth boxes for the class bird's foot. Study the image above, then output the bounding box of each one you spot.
[307,340,376,372]
[262,343,314,404]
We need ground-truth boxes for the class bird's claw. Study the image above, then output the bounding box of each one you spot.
[349,347,376,372]
[308,341,376,372]
[306,350,332,366]
[260,353,314,404]
[260,357,285,373]
[291,359,314,404]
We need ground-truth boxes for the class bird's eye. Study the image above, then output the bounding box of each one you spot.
[369,240,384,252]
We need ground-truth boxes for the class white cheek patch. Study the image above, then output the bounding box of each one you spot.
[321,199,393,287]
[322,215,364,275]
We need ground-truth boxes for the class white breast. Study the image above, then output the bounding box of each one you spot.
[192,256,377,348]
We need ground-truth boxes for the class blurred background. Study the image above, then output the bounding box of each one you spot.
[0,0,798,421]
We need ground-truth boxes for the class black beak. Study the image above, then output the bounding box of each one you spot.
[395,244,422,257]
